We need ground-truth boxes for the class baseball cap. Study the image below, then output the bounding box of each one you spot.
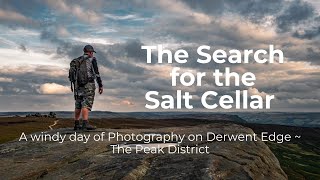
[83,45,96,53]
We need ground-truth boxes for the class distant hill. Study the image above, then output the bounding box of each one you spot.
[233,112,320,127]
[0,111,318,127]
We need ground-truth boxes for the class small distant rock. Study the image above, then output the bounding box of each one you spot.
[48,112,57,118]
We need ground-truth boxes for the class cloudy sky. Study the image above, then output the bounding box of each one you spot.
[0,0,319,112]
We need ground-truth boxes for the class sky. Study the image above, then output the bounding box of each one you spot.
[0,0,319,112]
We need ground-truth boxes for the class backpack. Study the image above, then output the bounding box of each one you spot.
[69,55,90,89]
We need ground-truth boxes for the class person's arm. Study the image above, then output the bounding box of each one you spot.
[92,58,103,88]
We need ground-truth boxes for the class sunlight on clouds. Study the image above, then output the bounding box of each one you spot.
[103,13,149,21]
[0,77,14,82]
[92,27,117,34]
[0,9,34,24]
[0,27,40,37]
[0,48,68,67]
[121,100,134,106]
[44,0,102,24]
[144,64,174,78]
[1,65,68,78]
[247,87,269,100]
[154,0,211,24]
[255,61,319,81]
[110,99,135,106]
[216,16,277,44]
[56,26,70,37]
[72,37,115,45]
[92,96,139,111]
[38,83,70,95]
[0,0,319,111]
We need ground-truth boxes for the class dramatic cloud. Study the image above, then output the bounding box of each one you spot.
[44,0,102,24]
[0,9,34,25]
[0,0,319,111]
[276,0,315,32]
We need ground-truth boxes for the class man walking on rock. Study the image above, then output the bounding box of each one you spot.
[69,45,103,130]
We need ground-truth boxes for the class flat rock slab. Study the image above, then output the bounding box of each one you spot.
[0,123,287,180]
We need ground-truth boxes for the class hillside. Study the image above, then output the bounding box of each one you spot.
[0,122,287,179]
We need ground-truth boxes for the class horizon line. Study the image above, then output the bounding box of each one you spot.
[0,111,319,113]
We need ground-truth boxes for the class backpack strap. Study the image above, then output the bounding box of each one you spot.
[89,57,96,79]
[70,81,74,92]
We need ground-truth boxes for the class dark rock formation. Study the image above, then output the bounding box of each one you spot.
[0,123,287,179]
[25,112,56,118]
[48,112,57,118]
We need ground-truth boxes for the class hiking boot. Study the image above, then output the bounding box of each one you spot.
[74,120,81,130]
[82,120,96,130]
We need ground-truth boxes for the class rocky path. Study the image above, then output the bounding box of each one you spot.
[0,123,287,179]
[48,120,59,130]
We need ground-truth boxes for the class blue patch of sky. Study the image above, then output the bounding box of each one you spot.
[64,9,154,43]
[103,9,153,24]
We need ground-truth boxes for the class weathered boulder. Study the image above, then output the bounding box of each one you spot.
[0,123,287,179]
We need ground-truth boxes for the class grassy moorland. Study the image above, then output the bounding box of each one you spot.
[0,117,54,144]
[242,123,320,180]
[268,142,320,180]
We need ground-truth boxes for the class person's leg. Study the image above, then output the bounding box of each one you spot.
[74,108,81,120]
[74,97,82,130]
[81,107,89,120]
[81,83,96,130]
[81,107,96,130]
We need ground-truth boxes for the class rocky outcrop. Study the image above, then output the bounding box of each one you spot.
[25,112,56,118]
[0,123,287,179]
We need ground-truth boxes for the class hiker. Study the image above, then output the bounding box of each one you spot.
[69,45,103,130]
